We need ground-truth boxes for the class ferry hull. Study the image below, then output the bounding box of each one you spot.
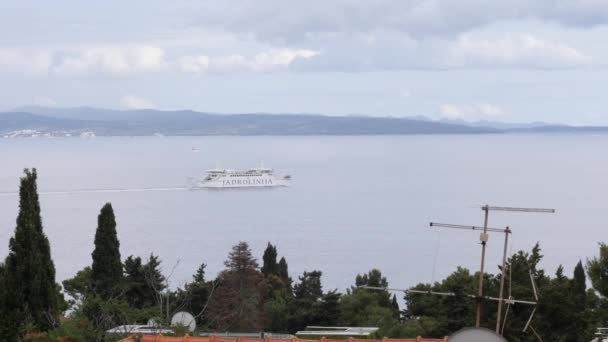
[195,175,289,189]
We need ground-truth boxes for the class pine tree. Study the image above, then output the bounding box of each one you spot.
[294,271,323,300]
[2,169,62,339]
[123,254,166,309]
[180,262,212,326]
[208,242,262,331]
[193,262,207,283]
[91,203,122,300]
[289,270,325,332]
[262,242,279,276]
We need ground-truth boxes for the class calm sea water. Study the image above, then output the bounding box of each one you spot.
[0,135,606,293]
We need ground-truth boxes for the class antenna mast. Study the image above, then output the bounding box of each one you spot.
[431,204,554,334]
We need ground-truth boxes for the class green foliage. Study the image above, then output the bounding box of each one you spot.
[47,314,101,342]
[62,267,93,309]
[320,290,341,326]
[289,270,323,332]
[340,269,395,328]
[91,203,123,300]
[391,294,400,319]
[294,270,323,300]
[405,267,482,337]
[262,242,279,276]
[172,262,214,328]
[1,169,64,341]
[123,254,166,309]
[264,297,289,332]
[587,242,608,297]
[278,257,290,283]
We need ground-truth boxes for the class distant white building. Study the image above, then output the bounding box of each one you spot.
[80,131,96,138]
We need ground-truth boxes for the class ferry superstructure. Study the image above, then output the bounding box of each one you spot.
[193,167,290,188]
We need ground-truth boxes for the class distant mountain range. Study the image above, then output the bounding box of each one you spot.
[1,106,607,136]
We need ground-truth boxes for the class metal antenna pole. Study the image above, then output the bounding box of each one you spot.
[495,226,511,333]
[476,205,489,327]
[487,206,554,335]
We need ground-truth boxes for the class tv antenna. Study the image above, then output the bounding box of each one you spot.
[362,204,554,339]
[431,205,554,334]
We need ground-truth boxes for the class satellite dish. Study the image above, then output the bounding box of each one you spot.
[448,327,507,342]
[171,311,196,332]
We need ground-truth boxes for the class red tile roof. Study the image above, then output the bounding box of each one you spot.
[119,336,448,342]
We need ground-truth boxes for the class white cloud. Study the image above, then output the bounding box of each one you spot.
[440,103,504,120]
[178,55,210,73]
[251,49,319,71]
[440,104,466,119]
[120,95,155,110]
[477,103,503,116]
[450,34,592,68]
[177,48,320,74]
[52,45,166,75]
[0,48,52,75]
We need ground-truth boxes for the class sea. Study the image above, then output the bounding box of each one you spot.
[0,135,605,296]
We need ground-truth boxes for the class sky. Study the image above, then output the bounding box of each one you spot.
[1,1,608,124]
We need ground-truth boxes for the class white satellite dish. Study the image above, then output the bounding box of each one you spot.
[448,327,507,342]
[171,311,196,332]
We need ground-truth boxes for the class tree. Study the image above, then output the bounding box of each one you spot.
[405,267,486,337]
[355,269,392,307]
[587,243,608,297]
[340,269,395,327]
[173,262,214,327]
[289,270,325,332]
[2,169,64,340]
[573,261,587,307]
[62,267,93,309]
[123,254,166,310]
[391,294,400,320]
[294,271,323,301]
[208,242,262,331]
[320,290,341,326]
[91,203,122,300]
[278,257,290,282]
[262,243,279,276]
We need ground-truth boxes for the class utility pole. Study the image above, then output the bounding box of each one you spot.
[476,205,490,327]
[495,226,511,334]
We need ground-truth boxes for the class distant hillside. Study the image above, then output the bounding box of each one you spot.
[0,109,497,136]
[3,107,608,136]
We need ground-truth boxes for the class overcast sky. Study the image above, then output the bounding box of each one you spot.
[1,1,608,124]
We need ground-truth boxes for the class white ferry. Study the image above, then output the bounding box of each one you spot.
[193,167,291,189]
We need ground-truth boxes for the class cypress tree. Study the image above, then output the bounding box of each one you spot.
[573,260,587,305]
[278,257,289,281]
[262,242,279,276]
[91,203,122,300]
[3,169,62,339]
[391,294,400,319]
